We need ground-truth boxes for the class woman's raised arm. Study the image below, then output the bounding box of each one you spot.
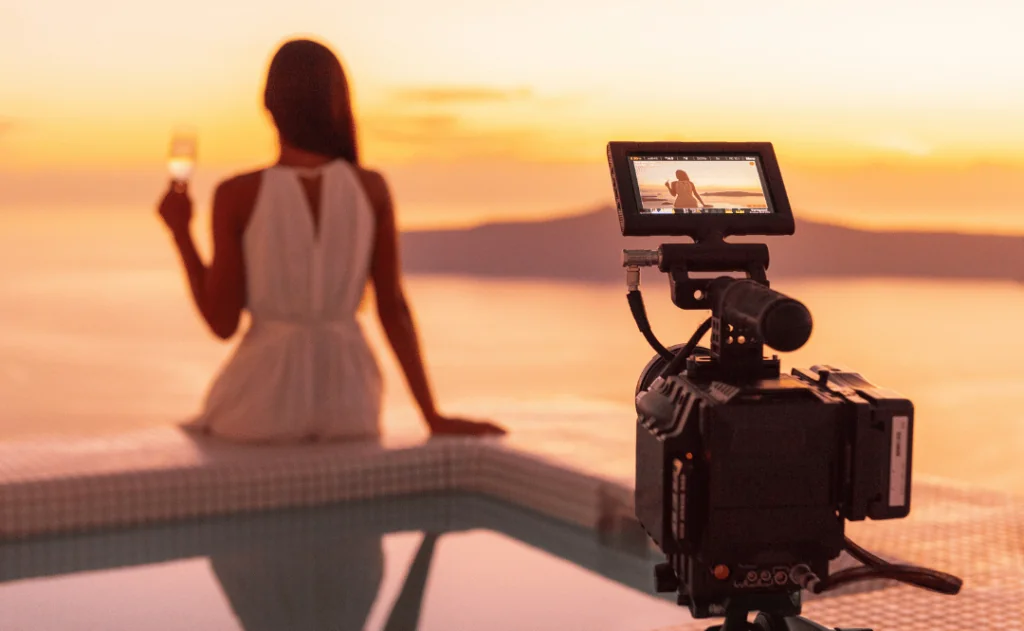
[157,178,248,339]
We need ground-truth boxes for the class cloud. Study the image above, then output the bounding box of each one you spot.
[360,112,546,161]
[865,134,932,157]
[362,114,461,144]
[0,118,13,135]
[389,86,533,105]
[361,87,586,162]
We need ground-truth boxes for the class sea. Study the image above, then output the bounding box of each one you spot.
[2,208,1022,496]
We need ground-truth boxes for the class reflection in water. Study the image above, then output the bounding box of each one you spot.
[210,531,438,631]
[0,493,677,630]
[210,534,381,630]
[379,534,438,631]
[0,493,901,630]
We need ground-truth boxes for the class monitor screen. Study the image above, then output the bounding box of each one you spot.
[628,155,773,215]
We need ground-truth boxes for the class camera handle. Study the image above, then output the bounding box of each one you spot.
[622,240,770,366]
[623,240,770,312]
[624,240,811,382]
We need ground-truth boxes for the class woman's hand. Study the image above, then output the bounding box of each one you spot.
[158,182,193,237]
[427,414,507,437]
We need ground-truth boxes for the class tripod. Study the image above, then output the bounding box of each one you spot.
[699,594,870,631]
[707,609,870,631]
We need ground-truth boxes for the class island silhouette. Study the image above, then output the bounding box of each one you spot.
[701,191,765,197]
[399,207,1024,283]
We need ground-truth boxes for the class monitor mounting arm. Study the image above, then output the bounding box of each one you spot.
[624,238,783,381]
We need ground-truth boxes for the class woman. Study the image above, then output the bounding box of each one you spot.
[157,38,505,441]
[665,170,706,209]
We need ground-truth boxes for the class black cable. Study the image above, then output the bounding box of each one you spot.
[814,563,962,595]
[836,537,963,595]
[792,538,963,596]
[658,317,713,379]
[843,536,889,567]
[627,290,675,361]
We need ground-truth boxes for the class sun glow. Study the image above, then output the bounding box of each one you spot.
[2,0,1023,231]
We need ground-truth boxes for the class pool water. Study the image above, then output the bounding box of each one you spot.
[0,493,692,631]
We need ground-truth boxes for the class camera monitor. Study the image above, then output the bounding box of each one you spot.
[607,141,795,239]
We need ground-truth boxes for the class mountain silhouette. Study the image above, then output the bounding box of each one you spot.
[701,191,762,197]
[399,207,1024,282]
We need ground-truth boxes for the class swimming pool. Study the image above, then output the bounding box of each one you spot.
[0,430,1018,631]
[0,491,691,631]
[0,491,946,631]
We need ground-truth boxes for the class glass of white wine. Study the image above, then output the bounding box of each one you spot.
[168,126,198,192]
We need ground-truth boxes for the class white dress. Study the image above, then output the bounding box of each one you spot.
[193,160,383,441]
[672,180,700,208]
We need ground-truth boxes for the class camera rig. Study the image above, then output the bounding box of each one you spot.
[622,235,963,631]
[605,139,962,631]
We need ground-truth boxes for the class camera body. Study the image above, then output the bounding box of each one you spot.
[635,360,913,618]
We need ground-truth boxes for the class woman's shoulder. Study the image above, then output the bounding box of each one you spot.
[215,168,266,197]
[212,168,269,211]
[351,166,392,209]
[352,165,387,188]
[210,168,268,229]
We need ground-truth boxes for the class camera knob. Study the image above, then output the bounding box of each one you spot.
[654,562,680,593]
[763,299,813,352]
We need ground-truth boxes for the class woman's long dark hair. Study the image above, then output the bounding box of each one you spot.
[263,39,359,164]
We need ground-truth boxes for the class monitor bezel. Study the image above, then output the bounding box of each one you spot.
[607,141,796,239]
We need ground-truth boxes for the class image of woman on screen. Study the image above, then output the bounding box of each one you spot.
[665,170,706,209]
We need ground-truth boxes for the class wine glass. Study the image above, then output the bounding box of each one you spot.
[168,126,198,192]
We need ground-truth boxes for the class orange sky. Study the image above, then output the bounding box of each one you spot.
[2,0,1024,232]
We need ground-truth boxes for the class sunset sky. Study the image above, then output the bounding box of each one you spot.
[2,0,1023,231]
[635,161,764,192]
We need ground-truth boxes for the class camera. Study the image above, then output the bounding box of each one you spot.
[607,142,960,631]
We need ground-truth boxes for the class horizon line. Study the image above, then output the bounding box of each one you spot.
[399,205,1024,239]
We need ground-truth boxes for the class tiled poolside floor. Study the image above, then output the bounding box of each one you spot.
[656,480,1024,631]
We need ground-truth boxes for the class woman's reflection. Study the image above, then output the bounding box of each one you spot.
[208,531,440,631]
